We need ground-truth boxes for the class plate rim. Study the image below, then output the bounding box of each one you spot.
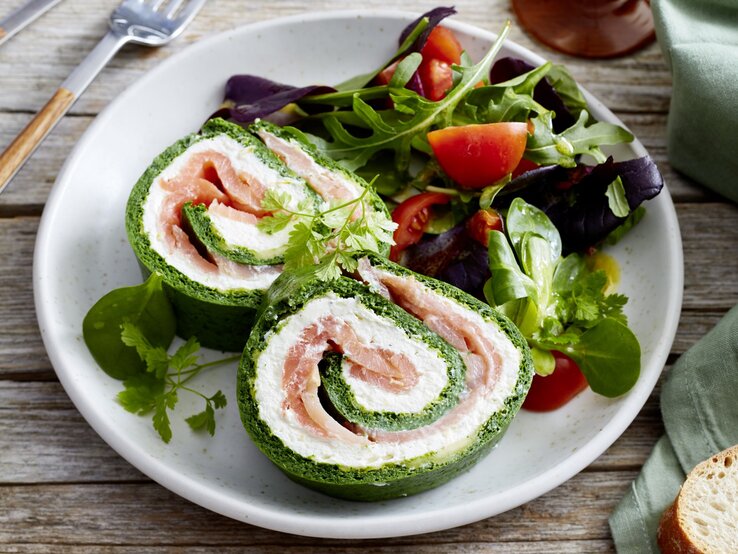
[33,8,684,539]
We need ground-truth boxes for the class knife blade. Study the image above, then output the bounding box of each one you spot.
[0,0,64,47]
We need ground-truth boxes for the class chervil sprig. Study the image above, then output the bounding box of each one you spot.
[117,322,239,443]
[257,182,397,281]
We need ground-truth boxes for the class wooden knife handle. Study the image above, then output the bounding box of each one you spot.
[0,87,75,193]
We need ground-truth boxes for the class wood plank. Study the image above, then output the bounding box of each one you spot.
[0,470,632,546]
[0,113,92,210]
[0,381,144,483]
[1,202,736,378]
[0,217,49,376]
[0,372,659,485]
[0,0,671,116]
[0,541,615,553]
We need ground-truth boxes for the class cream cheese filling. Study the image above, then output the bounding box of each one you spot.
[255,292,522,468]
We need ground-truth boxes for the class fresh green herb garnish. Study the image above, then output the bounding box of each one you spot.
[118,323,237,443]
[82,273,176,379]
[485,198,640,397]
[257,183,397,280]
[83,273,236,442]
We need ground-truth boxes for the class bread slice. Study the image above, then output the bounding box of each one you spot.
[657,444,738,553]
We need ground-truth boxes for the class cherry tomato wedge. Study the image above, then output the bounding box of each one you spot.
[418,58,454,101]
[511,158,539,178]
[375,60,399,86]
[467,208,503,247]
[390,192,451,261]
[421,26,463,65]
[522,351,588,412]
[427,122,529,189]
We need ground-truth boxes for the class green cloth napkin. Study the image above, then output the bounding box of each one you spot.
[610,305,738,552]
[610,1,738,550]
[651,0,738,203]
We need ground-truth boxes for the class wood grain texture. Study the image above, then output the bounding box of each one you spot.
[0,375,663,485]
[0,87,74,192]
[0,471,634,547]
[0,0,733,551]
[0,543,619,553]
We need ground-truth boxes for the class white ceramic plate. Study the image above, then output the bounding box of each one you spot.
[34,10,683,539]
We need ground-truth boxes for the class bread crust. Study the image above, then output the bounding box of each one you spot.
[657,501,703,554]
[657,445,738,554]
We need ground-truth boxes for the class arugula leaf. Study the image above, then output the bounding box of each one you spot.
[462,63,550,124]
[545,64,588,120]
[389,53,423,89]
[316,22,511,171]
[525,110,634,167]
[334,16,430,91]
[605,177,631,218]
[479,176,510,209]
[83,273,175,380]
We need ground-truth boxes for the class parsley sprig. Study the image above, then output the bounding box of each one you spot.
[258,184,397,281]
[118,323,239,443]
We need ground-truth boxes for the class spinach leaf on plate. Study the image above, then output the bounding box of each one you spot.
[82,273,175,380]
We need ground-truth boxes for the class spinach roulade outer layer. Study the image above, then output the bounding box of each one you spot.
[238,258,534,501]
[125,118,391,351]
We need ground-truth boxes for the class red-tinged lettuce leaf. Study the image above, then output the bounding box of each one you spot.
[406,70,426,97]
[394,7,456,100]
[398,6,458,54]
[437,242,490,300]
[501,156,664,252]
[399,224,490,299]
[489,57,575,132]
[214,75,334,124]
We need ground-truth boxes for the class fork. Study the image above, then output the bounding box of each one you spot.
[0,0,207,194]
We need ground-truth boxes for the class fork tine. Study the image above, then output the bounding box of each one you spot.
[174,0,207,24]
[162,0,186,18]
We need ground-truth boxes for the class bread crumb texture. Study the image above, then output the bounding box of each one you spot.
[658,444,738,553]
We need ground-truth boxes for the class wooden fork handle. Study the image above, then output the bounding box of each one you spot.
[0,87,75,194]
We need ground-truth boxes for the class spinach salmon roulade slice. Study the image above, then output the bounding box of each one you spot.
[125,118,390,351]
[237,256,533,501]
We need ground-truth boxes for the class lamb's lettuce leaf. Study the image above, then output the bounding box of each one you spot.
[484,199,640,397]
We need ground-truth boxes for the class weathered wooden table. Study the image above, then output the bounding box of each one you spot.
[2,1,736,551]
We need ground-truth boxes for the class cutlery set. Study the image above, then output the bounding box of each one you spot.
[0,0,207,194]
